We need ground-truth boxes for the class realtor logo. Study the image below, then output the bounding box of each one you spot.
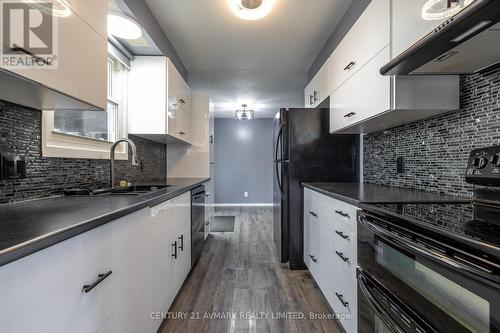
[1,0,58,69]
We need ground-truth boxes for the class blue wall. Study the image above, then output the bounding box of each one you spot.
[214,118,274,204]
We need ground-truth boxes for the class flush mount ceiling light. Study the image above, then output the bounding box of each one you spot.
[107,12,142,40]
[227,0,276,20]
[422,0,473,20]
[235,104,255,120]
[23,0,71,17]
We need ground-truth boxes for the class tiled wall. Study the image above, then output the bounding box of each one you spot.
[363,64,500,198]
[0,100,166,204]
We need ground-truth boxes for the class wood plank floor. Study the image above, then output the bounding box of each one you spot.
[159,207,343,333]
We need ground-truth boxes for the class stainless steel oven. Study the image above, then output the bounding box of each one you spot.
[357,211,500,333]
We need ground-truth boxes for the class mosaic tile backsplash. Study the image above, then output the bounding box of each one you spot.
[0,100,166,204]
[363,63,500,198]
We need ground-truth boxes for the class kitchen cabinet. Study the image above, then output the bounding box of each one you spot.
[328,0,390,95]
[392,0,449,58]
[330,46,391,133]
[0,1,107,111]
[328,0,459,134]
[0,192,193,333]
[128,56,192,144]
[304,58,330,108]
[304,188,359,333]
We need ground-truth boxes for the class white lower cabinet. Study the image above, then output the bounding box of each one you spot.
[303,188,358,333]
[0,192,193,333]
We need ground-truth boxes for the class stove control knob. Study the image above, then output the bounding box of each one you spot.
[492,154,500,167]
[473,156,488,169]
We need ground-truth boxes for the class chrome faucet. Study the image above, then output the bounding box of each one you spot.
[110,138,139,188]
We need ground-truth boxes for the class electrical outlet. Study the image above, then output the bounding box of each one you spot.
[244,191,248,197]
[397,156,405,174]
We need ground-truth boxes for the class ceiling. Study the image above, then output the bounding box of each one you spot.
[144,0,353,116]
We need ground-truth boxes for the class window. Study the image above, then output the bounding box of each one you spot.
[42,51,129,159]
[52,59,122,142]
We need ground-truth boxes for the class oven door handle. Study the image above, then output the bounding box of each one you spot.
[358,271,437,333]
[358,214,498,285]
[358,273,409,333]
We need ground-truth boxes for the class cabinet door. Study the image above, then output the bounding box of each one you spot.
[304,80,314,108]
[173,192,192,292]
[330,46,391,133]
[65,0,107,39]
[5,11,107,110]
[329,0,390,94]
[314,59,330,105]
[392,0,448,58]
[317,196,335,309]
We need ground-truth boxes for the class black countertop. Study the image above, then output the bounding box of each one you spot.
[302,182,471,206]
[0,178,209,267]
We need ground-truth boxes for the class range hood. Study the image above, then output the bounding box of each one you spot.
[381,0,500,75]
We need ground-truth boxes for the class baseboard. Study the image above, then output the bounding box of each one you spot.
[213,203,273,207]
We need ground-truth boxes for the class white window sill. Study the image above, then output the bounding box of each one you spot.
[42,111,128,160]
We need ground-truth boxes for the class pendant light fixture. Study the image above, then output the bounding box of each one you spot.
[235,104,254,120]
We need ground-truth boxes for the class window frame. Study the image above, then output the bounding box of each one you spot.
[42,51,129,160]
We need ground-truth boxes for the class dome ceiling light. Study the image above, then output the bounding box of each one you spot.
[107,12,143,40]
[227,0,276,20]
[422,0,473,21]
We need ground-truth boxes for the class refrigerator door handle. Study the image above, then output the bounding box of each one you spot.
[274,121,286,196]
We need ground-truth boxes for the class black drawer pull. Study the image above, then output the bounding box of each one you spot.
[179,131,186,135]
[335,230,350,240]
[343,112,356,118]
[12,44,50,65]
[335,251,349,263]
[82,271,112,293]
[172,241,178,259]
[309,94,314,106]
[309,211,318,218]
[313,90,318,102]
[335,292,349,308]
[179,234,184,251]
[309,254,318,263]
[343,61,356,71]
[335,210,350,218]
[205,222,210,225]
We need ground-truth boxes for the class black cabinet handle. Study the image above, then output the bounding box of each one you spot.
[309,94,314,106]
[335,230,350,240]
[179,98,186,104]
[313,90,318,102]
[343,61,356,71]
[179,131,186,135]
[205,222,210,225]
[82,271,112,293]
[335,210,350,218]
[309,254,318,263]
[308,211,318,218]
[336,251,349,263]
[11,44,50,65]
[343,112,356,118]
[172,241,178,259]
[179,234,184,251]
[336,292,349,308]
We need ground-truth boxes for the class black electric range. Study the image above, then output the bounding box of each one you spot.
[357,145,500,333]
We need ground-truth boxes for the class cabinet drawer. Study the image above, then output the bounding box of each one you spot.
[329,0,390,94]
[333,275,358,333]
[334,220,356,250]
[330,46,391,134]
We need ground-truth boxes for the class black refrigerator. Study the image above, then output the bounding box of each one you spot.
[273,106,358,270]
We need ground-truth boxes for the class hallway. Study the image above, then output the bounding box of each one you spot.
[160,207,343,333]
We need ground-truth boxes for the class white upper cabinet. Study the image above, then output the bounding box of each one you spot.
[128,56,192,144]
[391,0,448,58]
[329,0,390,95]
[305,58,330,108]
[0,0,107,111]
[328,0,459,134]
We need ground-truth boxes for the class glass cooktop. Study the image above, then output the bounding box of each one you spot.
[365,202,500,252]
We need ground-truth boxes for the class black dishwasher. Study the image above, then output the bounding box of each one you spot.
[191,186,205,265]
